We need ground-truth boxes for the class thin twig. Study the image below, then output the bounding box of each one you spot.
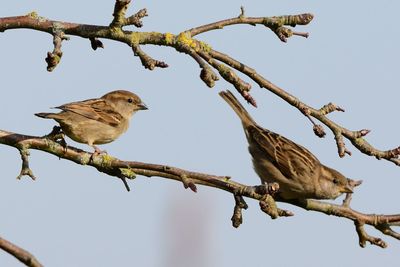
[0,236,43,267]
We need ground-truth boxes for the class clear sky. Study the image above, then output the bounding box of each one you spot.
[1,1,399,266]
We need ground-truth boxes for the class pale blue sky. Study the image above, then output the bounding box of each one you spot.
[1,1,399,266]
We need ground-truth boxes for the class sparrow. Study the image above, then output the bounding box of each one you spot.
[219,90,354,200]
[35,90,148,153]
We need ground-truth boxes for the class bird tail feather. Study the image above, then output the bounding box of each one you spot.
[219,90,256,126]
[35,112,56,119]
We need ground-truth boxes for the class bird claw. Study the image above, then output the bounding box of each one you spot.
[45,126,68,153]
[90,146,107,162]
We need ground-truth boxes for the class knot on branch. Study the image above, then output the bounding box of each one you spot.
[200,67,219,88]
[253,182,279,195]
[231,194,248,228]
[180,174,197,192]
[353,129,371,138]
[110,0,131,28]
[334,132,352,157]
[298,103,327,138]
[385,146,400,159]
[46,31,69,72]
[89,37,104,50]
[313,124,326,138]
[132,44,168,70]
[125,8,148,28]
[238,6,246,19]
[175,32,212,54]
[16,148,36,180]
[110,0,147,28]
[263,14,313,42]
[273,27,294,43]
[259,195,293,219]
[282,13,314,26]
[319,102,345,115]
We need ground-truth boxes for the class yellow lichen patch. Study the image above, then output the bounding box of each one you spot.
[176,31,212,53]
[110,27,124,39]
[198,41,212,53]
[100,154,115,167]
[177,31,197,50]
[164,32,175,45]
[120,168,136,179]
[354,138,365,146]
[130,32,140,45]
[27,11,38,19]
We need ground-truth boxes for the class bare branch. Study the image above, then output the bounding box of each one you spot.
[132,44,168,70]
[16,148,36,180]
[187,10,313,40]
[110,0,131,28]
[0,128,278,211]
[195,49,256,106]
[319,102,345,115]
[284,198,400,248]
[110,1,147,28]
[355,221,387,248]
[0,236,43,267]
[125,8,148,28]
[46,31,69,72]
[1,129,399,247]
[231,194,248,228]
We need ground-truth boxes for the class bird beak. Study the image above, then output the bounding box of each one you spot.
[342,178,363,194]
[138,103,148,110]
[342,184,354,194]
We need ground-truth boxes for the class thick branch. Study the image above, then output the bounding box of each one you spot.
[0,129,277,207]
[1,129,400,247]
[0,236,43,267]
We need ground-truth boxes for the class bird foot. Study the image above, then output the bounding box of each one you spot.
[89,146,107,162]
[45,126,67,152]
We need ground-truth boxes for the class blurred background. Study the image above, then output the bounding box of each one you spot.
[1,1,399,266]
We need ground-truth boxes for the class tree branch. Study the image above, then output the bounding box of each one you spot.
[1,0,400,251]
[0,129,400,248]
[284,197,400,248]
[0,236,43,267]
[0,129,284,218]
[187,6,313,41]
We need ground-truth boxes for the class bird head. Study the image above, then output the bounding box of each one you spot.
[102,90,148,119]
[318,165,354,199]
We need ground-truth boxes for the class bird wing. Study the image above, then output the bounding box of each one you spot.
[247,125,320,180]
[55,98,123,127]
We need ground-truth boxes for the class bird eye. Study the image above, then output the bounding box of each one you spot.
[128,98,133,103]
[333,178,339,184]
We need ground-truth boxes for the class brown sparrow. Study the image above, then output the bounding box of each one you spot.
[35,90,148,153]
[219,90,354,200]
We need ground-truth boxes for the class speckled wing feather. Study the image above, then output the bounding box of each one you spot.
[55,98,123,127]
[247,125,319,179]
